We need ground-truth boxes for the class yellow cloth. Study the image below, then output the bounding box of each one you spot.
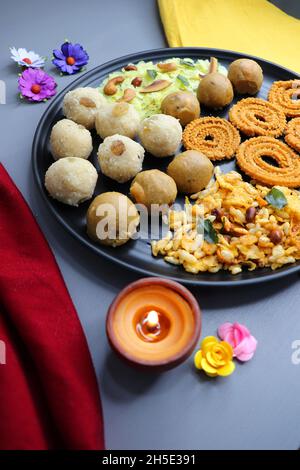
[158,0,300,73]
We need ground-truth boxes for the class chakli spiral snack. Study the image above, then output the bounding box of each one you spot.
[284,117,300,152]
[268,80,300,117]
[236,136,300,188]
[229,98,286,137]
[182,117,240,161]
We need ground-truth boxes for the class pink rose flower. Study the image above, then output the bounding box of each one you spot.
[218,322,257,362]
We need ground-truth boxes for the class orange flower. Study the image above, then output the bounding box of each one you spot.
[194,336,235,377]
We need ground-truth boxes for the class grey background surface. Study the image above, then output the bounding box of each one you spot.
[1,0,300,450]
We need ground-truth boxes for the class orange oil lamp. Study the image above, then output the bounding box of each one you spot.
[106,278,202,371]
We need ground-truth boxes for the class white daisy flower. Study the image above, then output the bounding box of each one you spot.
[10,47,45,68]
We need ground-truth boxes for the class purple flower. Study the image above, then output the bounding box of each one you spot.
[52,41,89,74]
[18,68,57,102]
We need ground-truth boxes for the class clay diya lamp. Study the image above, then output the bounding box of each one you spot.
[106,277,202,371]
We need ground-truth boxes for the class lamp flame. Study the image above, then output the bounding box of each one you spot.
[146,310,159,330]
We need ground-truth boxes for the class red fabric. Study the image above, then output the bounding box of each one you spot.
[0,163,105,450]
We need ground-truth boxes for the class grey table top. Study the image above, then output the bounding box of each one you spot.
[1,0,300,451]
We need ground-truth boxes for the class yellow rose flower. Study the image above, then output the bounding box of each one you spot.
[194,336,235,377]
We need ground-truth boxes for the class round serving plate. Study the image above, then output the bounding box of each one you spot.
[32,47,300,286]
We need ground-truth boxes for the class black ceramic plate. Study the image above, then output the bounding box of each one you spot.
[32,47,300,286]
